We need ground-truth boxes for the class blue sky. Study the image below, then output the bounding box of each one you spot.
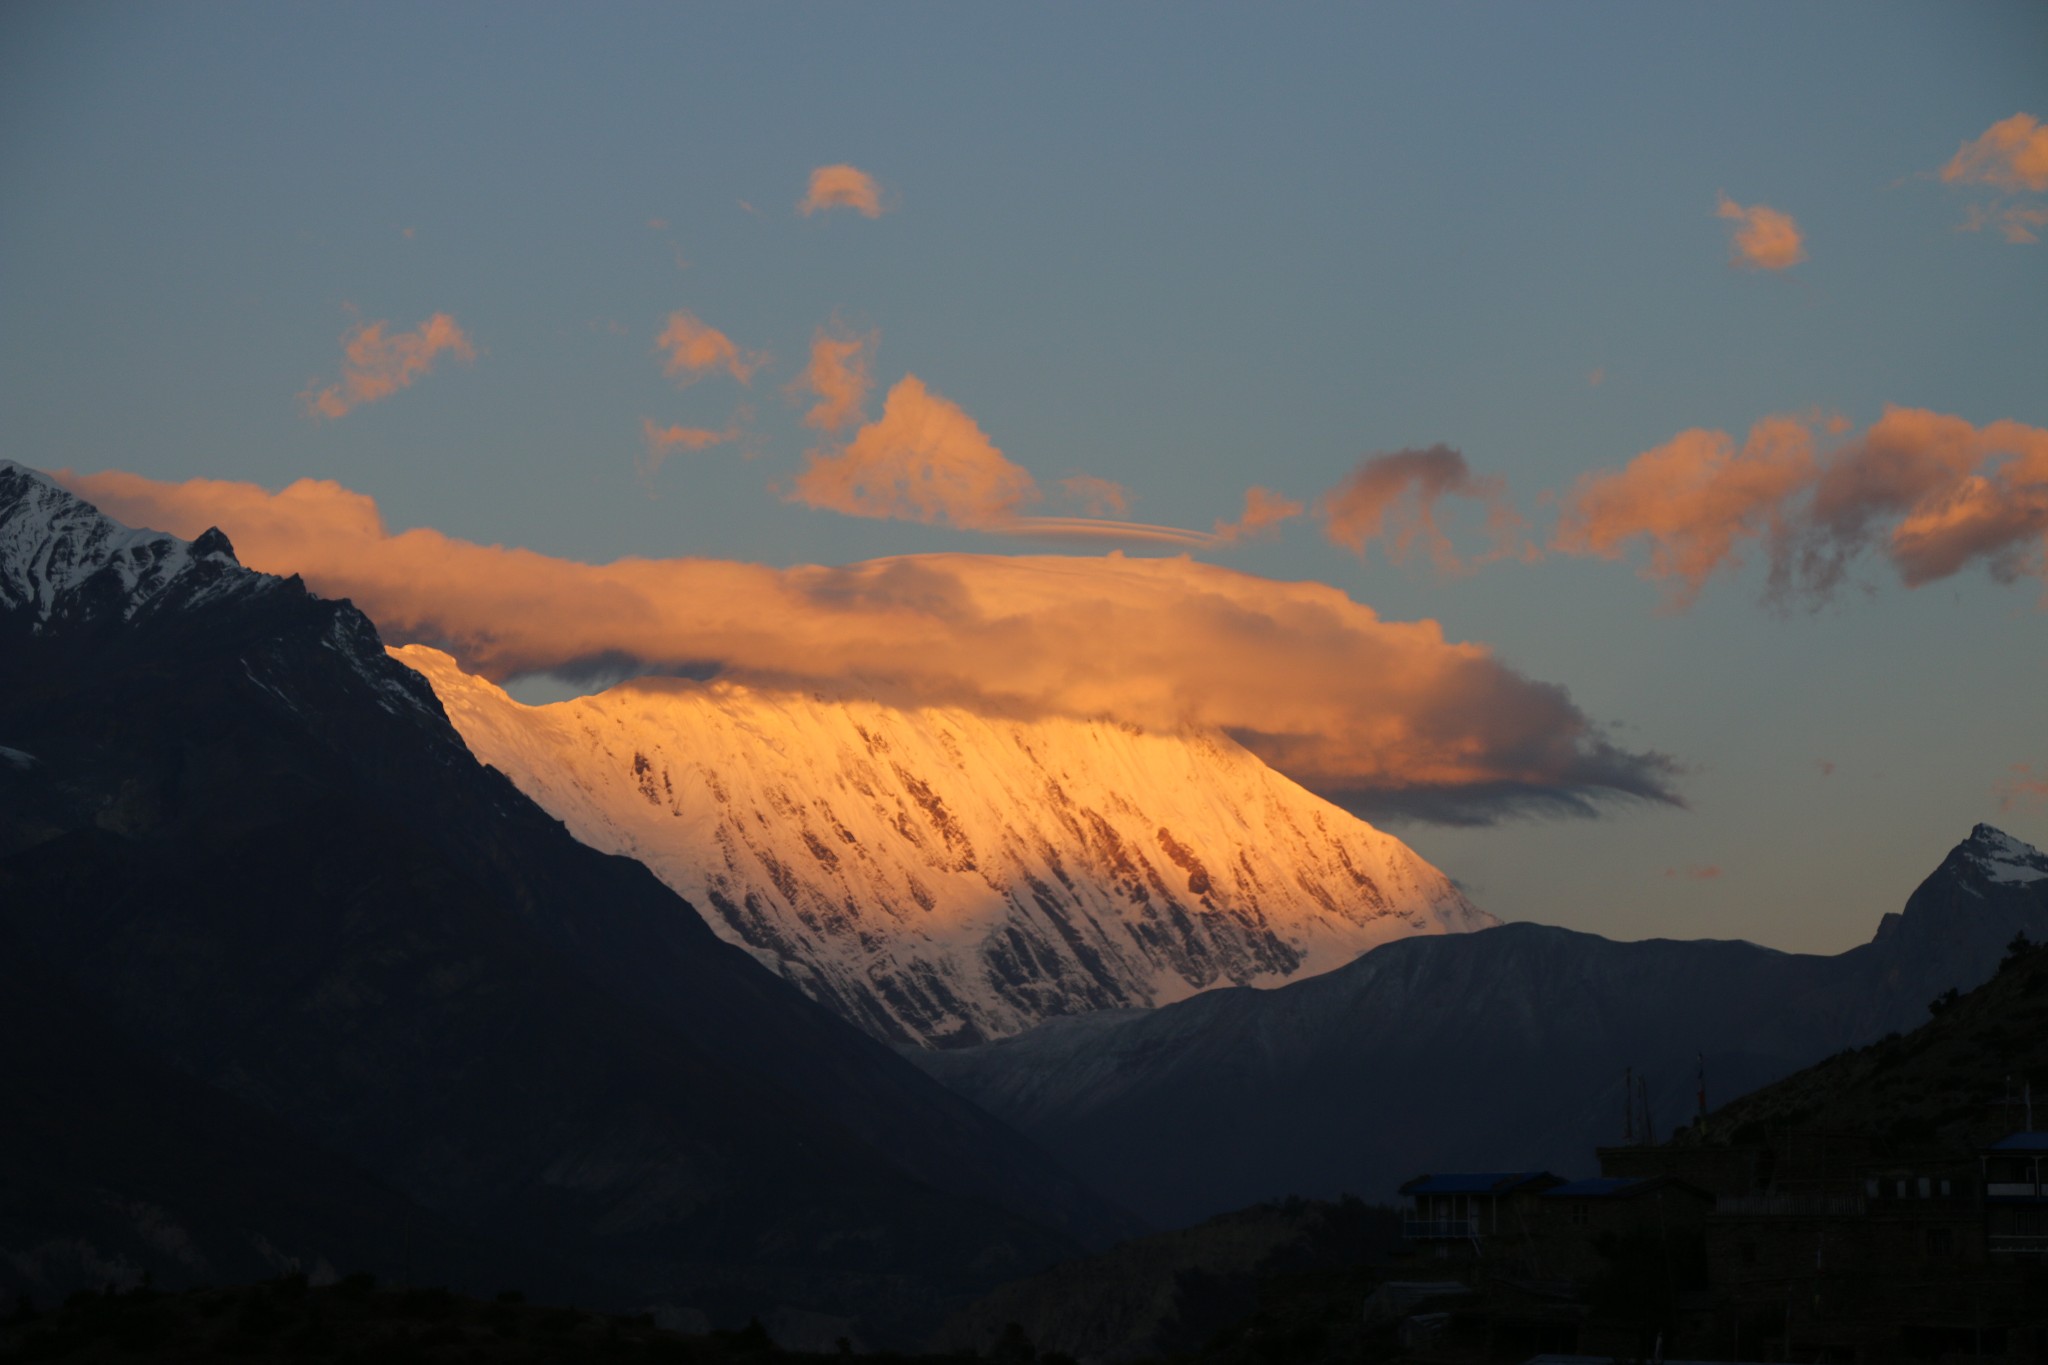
[4,1,2044,951]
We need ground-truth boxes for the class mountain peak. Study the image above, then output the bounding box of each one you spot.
[0,463,279,636]
[1958,823,2048,886]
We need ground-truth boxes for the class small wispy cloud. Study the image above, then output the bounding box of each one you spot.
[299,313,475,420]
[1997,762,2048,811]
[655,311,765,386]
[1942,114,2048,246]
[1663,865,1723,881]
[1213,486,1304,544]
[1318,445,1525,572]
[799,164,886,218]
[786,325,877,433]
[1715,193,1807,271]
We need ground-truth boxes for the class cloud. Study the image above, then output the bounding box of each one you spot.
[1213,486,1304,543]
[1059,475,1129,518]
[1714,194,1807,271]
[1960,201,2048,245]
[799,164,886,218]
[1997,763,2048,812]
[655,311,764,385]
[787,374,1039,528]
[639,418,740,487]
[53,468,1682,825]
[1553,407,2048,606]
[787,326,876,432]
[1941,113,2048,193]
[1552,415,1820,609]
[1318,445,1526,572]
[299,313,474,419]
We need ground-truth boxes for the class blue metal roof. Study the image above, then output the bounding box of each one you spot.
[1989,1132,2048,1151]
[1401,1172,1557,1195]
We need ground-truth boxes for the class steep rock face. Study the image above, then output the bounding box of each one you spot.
[396,645,1494,1048]
[0,465,1132,1337]
[913,827,2048,1227]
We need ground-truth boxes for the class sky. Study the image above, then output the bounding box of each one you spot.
[3,2,2044,954]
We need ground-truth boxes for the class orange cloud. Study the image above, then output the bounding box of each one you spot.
[655,311,764,386]
[1555,407,2048,606]
[799,164,886,218]
[787,326,876,432]
[787,374,1040,529]
[1941,113,2048,193]
[1715,194,1807,271]
[52,468,1680,824]
[1059,475,1130,518]
[1318,445,1525,572]
[1213,486,1304,543]
[639,418,740,487]
[1553,415,1820,609]
[1997,763,2048,812]
[299,313,474,419]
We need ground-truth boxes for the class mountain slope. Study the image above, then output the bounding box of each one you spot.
[913,825,2048,1226]
[395,645,1493,1048]
[0,463,1132,1338]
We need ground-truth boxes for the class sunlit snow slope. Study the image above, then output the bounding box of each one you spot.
[397,645,1496,1047]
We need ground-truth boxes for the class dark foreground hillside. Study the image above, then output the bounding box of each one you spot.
[0,1275,977,1364]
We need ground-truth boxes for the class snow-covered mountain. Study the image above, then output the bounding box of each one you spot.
[0,459,271,630]
[396,645,1496,1048]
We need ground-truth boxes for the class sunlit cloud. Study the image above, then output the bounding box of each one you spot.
[787,326,876,432]
[785,374,1214,547]
[1553,407,2048,607]
[1318,445,1526,572]
[1213,486,1304,543]
[54,468,1682,825]
[1059,475,1130,518]
[1997,763,2048,812]
[799,164,886,218]
[639,417,740,487]
[299,313,474,420]
[655,311,764,385]
[1553,415,1821,610]
[788,374,1039,529]
[1941,113,2048,193]
[1714,193,1807,271]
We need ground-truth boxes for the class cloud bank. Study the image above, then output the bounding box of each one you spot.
[300,313,474,419]
[1553,407,2048,606]
[1714,194,1807,271]
[57,468,1680,824]
[799,164,886,218]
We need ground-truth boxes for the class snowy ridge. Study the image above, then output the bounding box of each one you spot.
[1961,823,2048,886]
[396,644,1496,1047]
[0,462,265,630]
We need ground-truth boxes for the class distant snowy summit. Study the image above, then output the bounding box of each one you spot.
[1959,823,2048,887]
[397,645,1497,1048]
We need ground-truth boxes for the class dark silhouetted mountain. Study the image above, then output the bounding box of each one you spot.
[0,463,1135,1342]
[913,824,2048,1226]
